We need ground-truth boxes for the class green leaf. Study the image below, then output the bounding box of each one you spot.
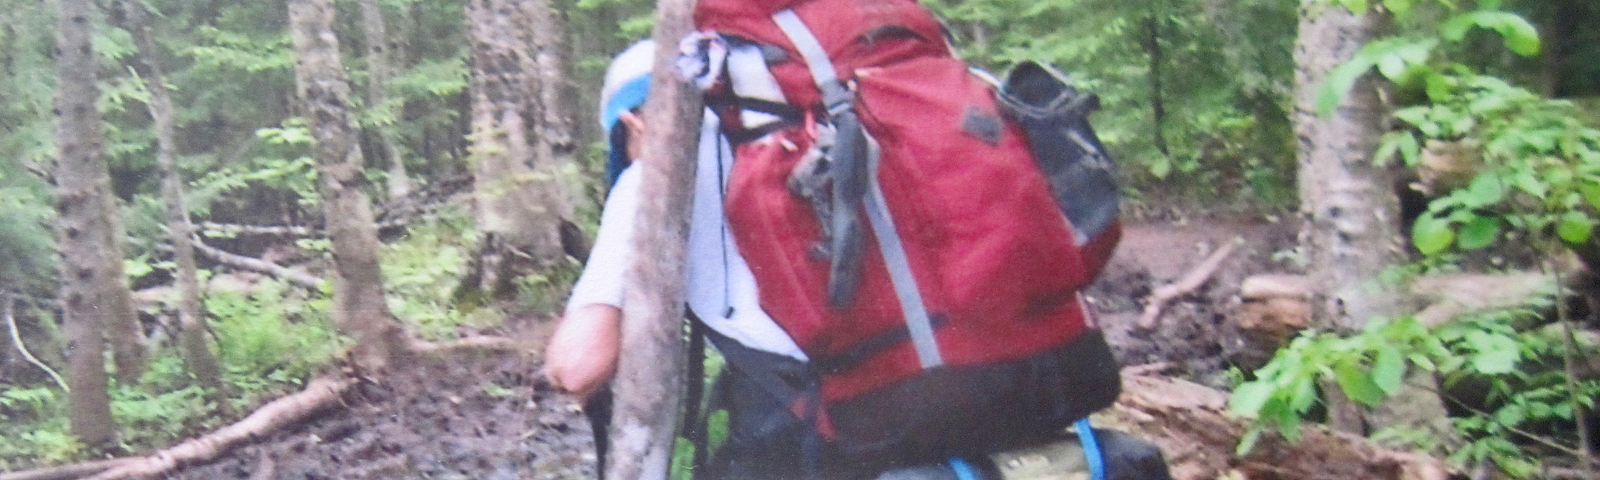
[1424,73,1454,102]
[1386,0,1413,17]
[1317,57,1378,117]
[1412,214,1456,255]
[1580,182,1600,210]
[1374,132,1407,166]
[1440,11,1541,56]
[1372,346,1406,395]
[1236,428,1264,456]
[1457,215,1501,250]
[1230,382,1275,417]
[1398,134,1420,166]
[1335,360,1385,406]
[1465,331,1520,374]
[1409,353,1437,372]
[1290,376,1318,412]
[1557,211,1596,245]
[1149,157,1173,179]
[1462,174,1506,207]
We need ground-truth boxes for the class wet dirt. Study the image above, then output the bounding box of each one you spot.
[1088,219,1301,387]
[165,218,1300,479]
[171,352,597,480]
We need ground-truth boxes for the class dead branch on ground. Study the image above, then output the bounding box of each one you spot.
[85,377,356,480]
[197,222,316,237]
[0,459,139,480]
[411,335,531,355]
[4,294,69,393]
[1137,239,1241,330]
[188,238,324,289]
[0,377,353,480]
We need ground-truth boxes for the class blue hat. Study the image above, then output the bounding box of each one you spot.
[598,40,656,188]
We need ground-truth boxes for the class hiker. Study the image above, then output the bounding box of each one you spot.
[544,39,816,479]
[549,6,1176,475]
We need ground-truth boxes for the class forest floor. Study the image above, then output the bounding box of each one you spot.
[166,217,1304,480]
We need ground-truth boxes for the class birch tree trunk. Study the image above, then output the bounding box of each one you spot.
[606,0,701,476]
[123,0,224,397]
[359,0,412,201]
[1293,1,1450,439]
[288,0,411,369]
[463,0,575,298]
[53,0,120,446]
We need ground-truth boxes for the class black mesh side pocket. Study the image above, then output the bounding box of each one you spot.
[995,61,1120,244]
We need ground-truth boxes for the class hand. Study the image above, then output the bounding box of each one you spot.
[543,304,623,402]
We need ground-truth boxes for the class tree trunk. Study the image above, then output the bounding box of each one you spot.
[1540,0,1581,98]
[122,0,226,401]
[288,0,411,370]
[1143,13,1169,157]
[463,0,573,298]
[605,0,701,477]
[1293,1,1450,438]
[359,0,412,201]
[52,0,119,446]
[525,0,578,230]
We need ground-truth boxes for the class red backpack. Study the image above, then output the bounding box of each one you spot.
[691,0,1123,466]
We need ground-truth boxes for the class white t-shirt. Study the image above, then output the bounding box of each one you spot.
[565,113,807,361]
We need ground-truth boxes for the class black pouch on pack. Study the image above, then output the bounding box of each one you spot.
[995,61,1120,244]
[823,330,1122,476]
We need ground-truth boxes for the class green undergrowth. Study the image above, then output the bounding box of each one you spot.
[1230,298,1600,477]
[0,205,554,469]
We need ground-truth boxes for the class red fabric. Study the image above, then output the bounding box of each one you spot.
[703,0,1115,402]
[695,0,948,109]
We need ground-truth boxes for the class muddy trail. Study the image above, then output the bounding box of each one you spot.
[166,218,1300,479]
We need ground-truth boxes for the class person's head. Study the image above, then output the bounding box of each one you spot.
[598,40,656,188]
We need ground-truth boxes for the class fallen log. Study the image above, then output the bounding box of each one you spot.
[1138,239,1241,330]
[1105,370,1452,480]
[1411,272,1553,328]
[81,376,356,480]
[197,222,316,237]
[411,335,530,355]
[0,377,354,480]
[0,459,137,480]
[188,238,324,290]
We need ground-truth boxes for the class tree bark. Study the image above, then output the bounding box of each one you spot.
[463,0,574,298]
[359,0,412,201]
[123,0,225,400]
[1143,13,1170,157]
[288,0,411,370]
[525,0,579,230]
[1293,1,1450,439]
[1540,0,1581,98]
[605,1,701,477]
[52,0,121,446]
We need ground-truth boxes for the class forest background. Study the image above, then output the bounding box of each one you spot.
[1,0,1599,477]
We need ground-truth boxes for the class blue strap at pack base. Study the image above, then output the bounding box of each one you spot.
[1076,418,1107,480]
[948,457,979,480]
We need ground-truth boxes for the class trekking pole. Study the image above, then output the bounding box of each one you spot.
[605,0,704,477]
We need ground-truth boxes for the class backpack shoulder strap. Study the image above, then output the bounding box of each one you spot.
[771,10,851,114]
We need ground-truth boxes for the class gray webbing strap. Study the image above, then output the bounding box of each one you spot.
[862,140,943,369]
[771,9,852,113]
[773,8,942,369]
